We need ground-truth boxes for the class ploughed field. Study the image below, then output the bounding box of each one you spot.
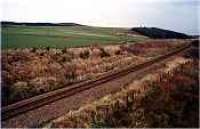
[2,40,186,106]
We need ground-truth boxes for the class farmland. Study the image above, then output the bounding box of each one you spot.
[2,25,148,49]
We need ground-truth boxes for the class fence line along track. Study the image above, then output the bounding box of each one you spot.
[2,43,191,121]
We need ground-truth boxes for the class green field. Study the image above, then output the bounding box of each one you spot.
[2,25,148,49]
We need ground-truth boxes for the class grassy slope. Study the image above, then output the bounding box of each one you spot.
[2,25,148,49]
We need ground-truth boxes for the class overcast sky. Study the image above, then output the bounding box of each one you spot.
[1,0,199,34]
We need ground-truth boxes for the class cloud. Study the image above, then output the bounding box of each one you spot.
[0,0,199,34]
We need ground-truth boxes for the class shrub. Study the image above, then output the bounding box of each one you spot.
[115,50,121,55]
[46,46,50,51]
[9,81,34,103]
[80,50,90,59]
[99,48,110,57]
[31,47,37,53]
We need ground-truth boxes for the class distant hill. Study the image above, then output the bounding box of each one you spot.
[1,21,84,26]
[130,27,192,39]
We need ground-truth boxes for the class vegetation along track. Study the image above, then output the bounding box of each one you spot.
[2,42,191,121]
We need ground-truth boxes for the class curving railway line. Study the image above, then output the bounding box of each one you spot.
[2,43,191,121]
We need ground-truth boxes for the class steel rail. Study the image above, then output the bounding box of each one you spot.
[2,43,191,121]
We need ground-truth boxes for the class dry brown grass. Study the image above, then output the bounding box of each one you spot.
[2,41,186,105]
[45,53,198,128]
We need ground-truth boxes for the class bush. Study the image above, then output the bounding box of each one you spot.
[115,50,121,55]
[99,48,110,57]
[31,47,37,53]
[46,46,50,51]
[9,81,34,103]
[80,50,90,59]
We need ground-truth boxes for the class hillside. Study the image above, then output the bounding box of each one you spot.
[130,27,192,39]
[1,21,84,26]
[2,23,148,49]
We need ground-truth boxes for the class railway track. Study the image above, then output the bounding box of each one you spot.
[2,43,191,121]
